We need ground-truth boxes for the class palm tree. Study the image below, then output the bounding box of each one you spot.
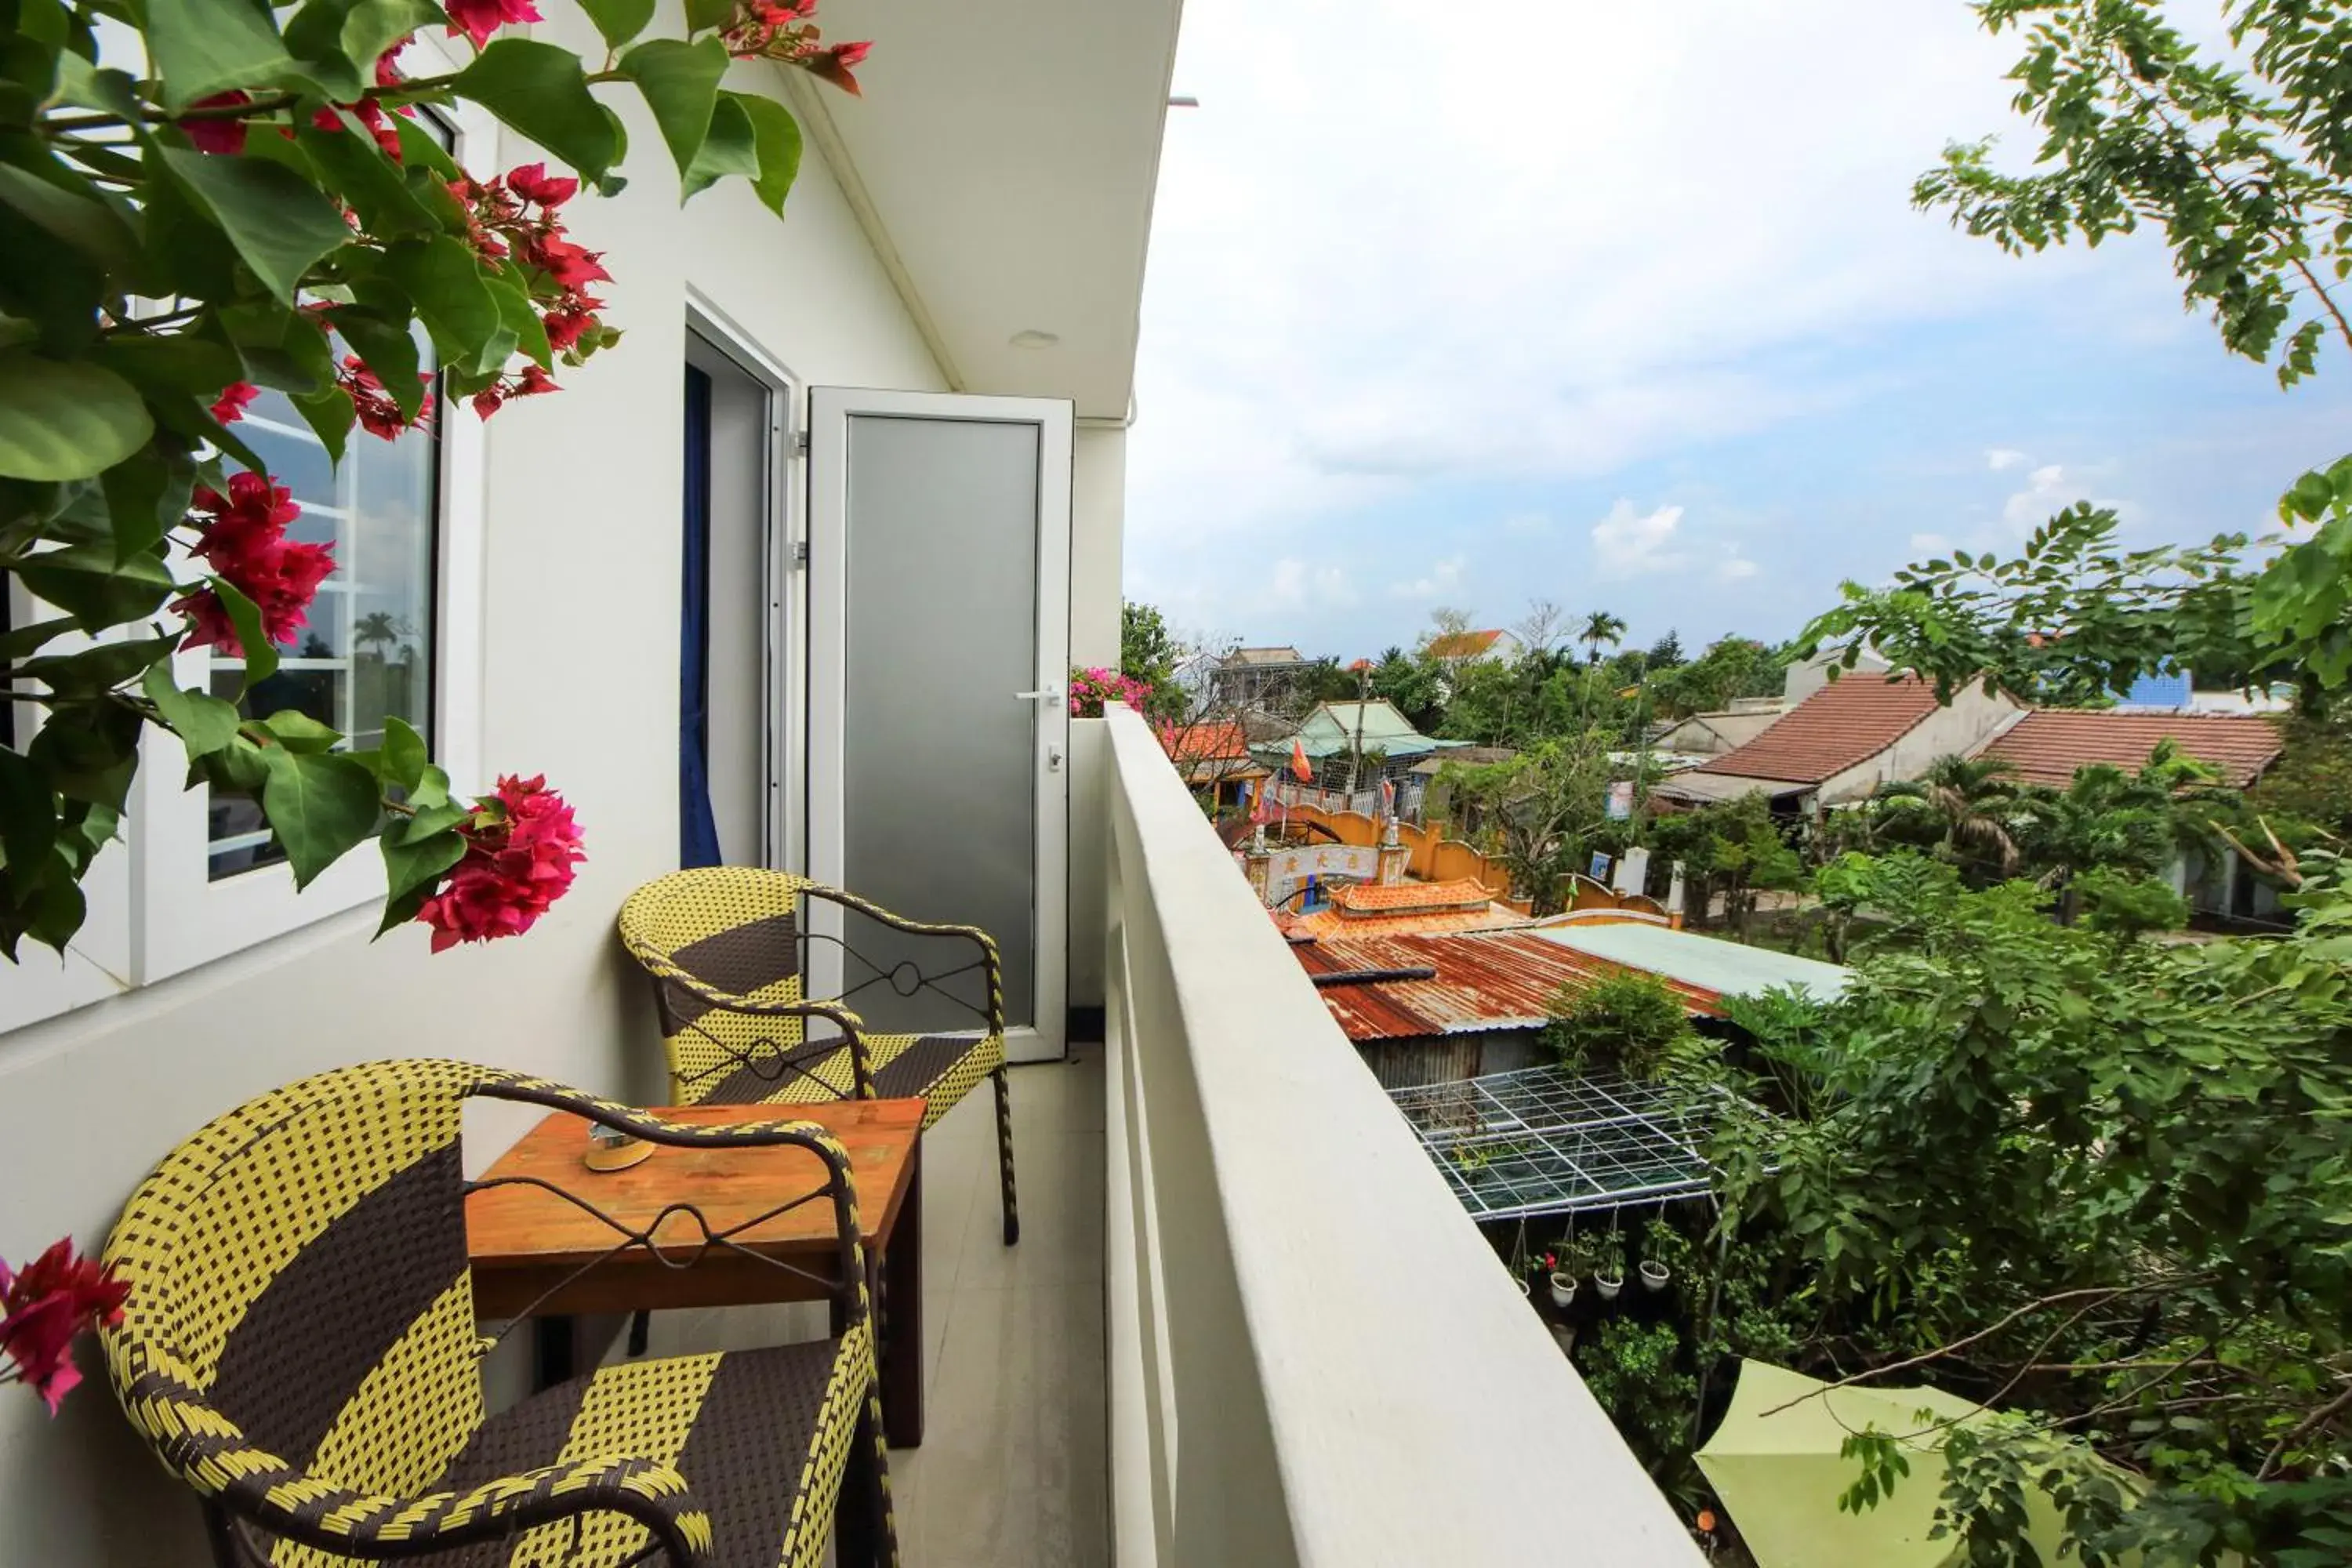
[1579,610,1628,670]
[1875,754,2027,880]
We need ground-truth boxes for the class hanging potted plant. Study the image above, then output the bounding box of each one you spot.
[1544,1248,1577,1309]
[1639,1215,1684,1293]
[1591,1232,1625,1302]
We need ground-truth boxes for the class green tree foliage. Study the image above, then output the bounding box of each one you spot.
[1117,599,1192,724]
[1872,754,2029,881]
[1542,970,1693,1080]
[1646,793,1804,935]
[1651,636,1789,720]
[1,0,851,956]
[1438,736,1612,913]
[1366,644,1445,731]
[1664,859,2352,1563]
[1809,2,2352,703]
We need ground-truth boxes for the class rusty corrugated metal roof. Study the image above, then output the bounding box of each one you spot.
[1292,927,1723,1043]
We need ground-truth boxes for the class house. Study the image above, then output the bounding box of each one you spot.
[1207,643,1319,708]
[1425,627,1525,665]
[1279,877,1531,938]
[1259,699,1472,812]
[1656,672,2022,810]
[1160,719,1269,810]
[1651,701,1785,759]
[1976,710,2285,790]
[0,2,1708,1561]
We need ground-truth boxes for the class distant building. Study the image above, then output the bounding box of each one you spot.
[1257,699,1472,812]
[1208,645,1317,709]
[1656,672,2022,810]
[1158,720,1267,811]
[1975,710,2285,791]
[1424,628,1523,665]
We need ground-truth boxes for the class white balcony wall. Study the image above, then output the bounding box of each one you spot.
[1101,706,1705,1566]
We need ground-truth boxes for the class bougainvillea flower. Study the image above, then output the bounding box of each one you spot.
[802,39,870,95]
[0,1240,129,1416]
[183,92,252,155]
[506,162,578,208]
[416,775,586,951]
[209,383,260,424]
[444,0,542,49]
[521,233,613,292]
[339,355,431,441]
[542,299,604,351]
[172,473,336,657]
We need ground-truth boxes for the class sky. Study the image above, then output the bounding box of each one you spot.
[1121,0,2352,664]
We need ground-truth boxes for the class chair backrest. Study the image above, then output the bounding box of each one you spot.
[102,1059,492,1515]
[618,868,815,1103]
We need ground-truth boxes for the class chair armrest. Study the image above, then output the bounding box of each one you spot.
[117,1365,710,1565]
[799,881,1006,1037]
[619,948,877,1098]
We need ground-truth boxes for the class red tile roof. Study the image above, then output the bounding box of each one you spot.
[1426,629,1506,659]
[1982,710,2285,789]
[1293,928,1723,1043]
[1161,722,1252,765]
[1330,877,1495,914]
[1693,673,1943,785]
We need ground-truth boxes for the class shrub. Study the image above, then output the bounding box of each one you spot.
[1545,971,1693,1080]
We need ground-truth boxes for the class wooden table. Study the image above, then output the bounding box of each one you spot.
[466,1098,930,1446]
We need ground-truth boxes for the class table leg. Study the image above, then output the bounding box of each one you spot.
[533,1316,575,1392]
[880,1138,924,1447]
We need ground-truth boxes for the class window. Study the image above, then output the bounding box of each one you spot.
[206,378,441,880]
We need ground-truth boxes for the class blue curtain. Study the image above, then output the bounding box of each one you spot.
[679,365,722,868]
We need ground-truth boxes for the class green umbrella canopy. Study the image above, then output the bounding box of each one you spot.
[1695,1360,2111,1568]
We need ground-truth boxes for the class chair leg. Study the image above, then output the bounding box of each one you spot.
[993,1065,1019,1246]
[837,1383,900,1568]
[626,1309,650,1358]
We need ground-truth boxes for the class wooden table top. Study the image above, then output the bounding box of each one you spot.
[466,1098,925,1318]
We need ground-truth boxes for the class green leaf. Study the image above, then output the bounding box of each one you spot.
[326,306,426,418]
[259,746,382,887]
[259,708,343,753]
[728,92,804,215]
[0,162,143,278]
[0,354,154,481]
[15,636,176,695]
[13,540,174,630]
[0,746,59,880]
[99,445,199,563]
[579,0,656,52]
[146,0,296,111]
[293,115,441,240]
[203,734,273,792]
[0,614,75,662]
[291,385,354,466]
[158,147,352,305]
[620,38,731,181]
[141,661,245,757]
[684,92,762,200]
[380,714,429,792]
[381,822,464,902]
[408,760,452,811]
[482,273,552,369]
[211,576,280,688]
[380,235,501,369]
[453,40,619,183]
[682,0,733,33]
[340,0,440,74]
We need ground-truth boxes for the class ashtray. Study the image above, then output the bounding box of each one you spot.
[583,1125,653,1173]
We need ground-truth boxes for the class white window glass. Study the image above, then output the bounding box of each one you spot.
[205,378,440,880]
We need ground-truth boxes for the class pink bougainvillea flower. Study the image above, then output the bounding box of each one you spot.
[337,355,432,441]
[444,0,541,49]
[541,298,604,351]
[209,382,260,424]
[0,1240,129,1416]
[505,162,578,208]
[416,775,586,952]
[183,92,252,155]
[801,39,870,95]
[521,233,612,292]
[172,473,336,657]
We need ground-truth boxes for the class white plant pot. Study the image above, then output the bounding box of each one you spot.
[1594,1274,1623,1302]
[1639,1260,1671,1292]
[1550,1323,1577,1356]
[1548,1271,1577,1308]
[1515,1275,1531,1298]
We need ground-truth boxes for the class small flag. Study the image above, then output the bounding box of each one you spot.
[1380,779,1396,818]
[1290,738,1313,782]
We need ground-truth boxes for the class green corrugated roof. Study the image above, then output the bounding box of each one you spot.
[1265,702,1470,760]
[1532,924,1849,1004]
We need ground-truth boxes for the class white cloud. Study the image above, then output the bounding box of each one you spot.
[1717,556,1762,583]
[1387,555,1465,599]
[2003,463,2079,532]
[1592,500,1690,577]
[1127,1,2089,556]
[1268,557,1359,608]
[1501,510,1552,536]
[1909,532,1952,554]
[1985,448,2029,472]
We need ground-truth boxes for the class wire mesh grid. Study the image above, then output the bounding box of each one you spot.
[1389,1064,1730,1221]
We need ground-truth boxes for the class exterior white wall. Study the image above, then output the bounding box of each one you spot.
[1817,684,2024,803]
[1784,649,1889,706]
[1066,425,1126,1013]
[0,29,945,1559]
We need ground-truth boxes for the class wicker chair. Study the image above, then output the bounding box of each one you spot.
[618,868,1018,1246]
[100,1058,898,1568]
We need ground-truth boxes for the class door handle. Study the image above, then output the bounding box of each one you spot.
[1014,688,1064,703]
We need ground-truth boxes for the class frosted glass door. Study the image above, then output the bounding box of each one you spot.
[808,389,1070,1062]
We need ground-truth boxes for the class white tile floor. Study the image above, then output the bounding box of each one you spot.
[637,1050,1109,1567]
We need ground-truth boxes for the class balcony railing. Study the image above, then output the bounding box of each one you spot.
[1098,706,1704,1565]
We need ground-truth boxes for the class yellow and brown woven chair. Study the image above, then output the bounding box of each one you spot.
[101,1058,898,1568]
[619,868,1018,1246]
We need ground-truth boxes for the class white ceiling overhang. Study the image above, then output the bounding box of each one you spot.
[782,0,1185,420]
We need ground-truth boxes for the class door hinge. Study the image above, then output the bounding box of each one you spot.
[792,428,810,456]
[791,540,810,565]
